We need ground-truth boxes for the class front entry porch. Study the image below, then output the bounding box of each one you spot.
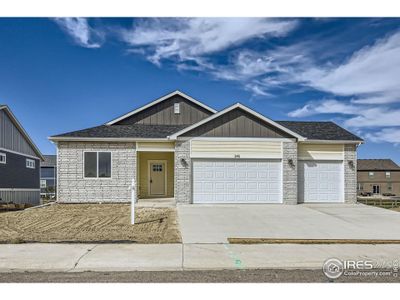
[137,151,175,202]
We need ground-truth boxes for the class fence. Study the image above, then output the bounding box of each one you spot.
[357,198,400,209]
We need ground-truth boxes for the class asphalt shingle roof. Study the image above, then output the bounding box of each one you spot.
[41,155,57,167]
[52,124,188,139]
[276,121,363,141]
[357,159,400,171]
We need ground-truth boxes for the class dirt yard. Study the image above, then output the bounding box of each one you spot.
[0,204,181,244]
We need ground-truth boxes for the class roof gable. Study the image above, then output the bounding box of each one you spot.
[0,105,44,160]
[106,91,217,126]
[170,103,305,140]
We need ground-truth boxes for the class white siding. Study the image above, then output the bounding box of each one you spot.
[191,140,282,159]
[298,144,344,161]
[137,142,175,152]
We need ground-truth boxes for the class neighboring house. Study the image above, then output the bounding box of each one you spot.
[49,90,363,205]
[40,155,57,199]
[0,105,44,205]
[357,159,400,196]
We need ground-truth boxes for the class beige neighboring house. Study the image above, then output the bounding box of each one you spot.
[357,159,400,196]
[49,90,364,205]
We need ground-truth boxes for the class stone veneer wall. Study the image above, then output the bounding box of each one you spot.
[174,140,191,204]
[282,141,298,204]
[57,141,136,203]
[344,144,357,203]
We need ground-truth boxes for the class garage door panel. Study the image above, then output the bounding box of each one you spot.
[299,160,343,203]
[193,159,282,204]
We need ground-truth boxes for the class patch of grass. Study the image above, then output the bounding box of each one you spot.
[0,204,181,244]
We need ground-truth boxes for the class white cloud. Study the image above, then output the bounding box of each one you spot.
[54,18,103,48]
[120,18,298,65]
[366,128,400,144]
[299,31,400,104]
[288,100,359,117]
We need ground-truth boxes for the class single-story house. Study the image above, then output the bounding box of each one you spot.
[49,91,363,204]
[357,159,400,196]
[0,105,44,205]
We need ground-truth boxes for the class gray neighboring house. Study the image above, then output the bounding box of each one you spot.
[0,105,44,205]
[49,90,363,205]
[40,155,57,199]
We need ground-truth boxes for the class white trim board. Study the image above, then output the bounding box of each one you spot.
[0,188,40,192]
[0,147,41,160]
[168,103,306,140]
[105,90,217,125]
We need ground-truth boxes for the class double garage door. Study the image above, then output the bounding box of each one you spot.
[192,159,282,203]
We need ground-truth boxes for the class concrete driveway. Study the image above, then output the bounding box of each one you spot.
[177,204,400,244]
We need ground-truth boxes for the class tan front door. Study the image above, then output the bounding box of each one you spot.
[149,161,166,196]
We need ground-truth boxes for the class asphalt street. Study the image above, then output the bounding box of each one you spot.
[0,269,399,283]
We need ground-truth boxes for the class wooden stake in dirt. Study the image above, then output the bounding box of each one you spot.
[131,177,136,224]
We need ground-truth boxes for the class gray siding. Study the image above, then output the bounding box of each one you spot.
[0,190,40,205]
[0,150,40,189]
[182,108,293,138]
[0,109,38,157]
[115,95,213,126]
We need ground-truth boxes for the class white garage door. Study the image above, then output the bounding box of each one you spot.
[192,160,282,203]
[298,160,344,203]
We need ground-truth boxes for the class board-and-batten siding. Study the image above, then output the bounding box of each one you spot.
[298,144,344,160]
[181,108,293,138]
[191,140,282,159]
[115,95,213,126]
[0,109,37,157]
[0,190,40,205]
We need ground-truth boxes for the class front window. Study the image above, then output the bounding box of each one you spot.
[357,183,363,191]
[0,152,6,164]
[26,158,35,169]
[84,152,111,178]
[40,180,47,188]
[368,172,374,178]
[386,172,391,179]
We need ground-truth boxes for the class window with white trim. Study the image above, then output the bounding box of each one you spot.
[368,172,374,178]
[386,172,391,179]
[40,180,47,188]
[84,152,111,178]
[0,152,6,164]
[26,158,35,169]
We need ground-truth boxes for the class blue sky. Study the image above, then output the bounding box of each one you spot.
[0,18,399,163]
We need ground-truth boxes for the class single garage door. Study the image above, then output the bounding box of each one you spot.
[192,159,282,203]
[298,160,344,203]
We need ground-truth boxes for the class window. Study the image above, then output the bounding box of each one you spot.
[386,172,391,179]
[368,172,374,178]
[388,183,392,191]
[84,152,111,178]
[41,167,55,178]
[357,183,363,191]
[152,164,163,172]
[174,103,180,114]
[0,152,6,164]
[26,158,35,169]
[40,180,47,188]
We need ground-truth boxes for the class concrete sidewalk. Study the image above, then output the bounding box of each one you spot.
[1,243,400,272]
